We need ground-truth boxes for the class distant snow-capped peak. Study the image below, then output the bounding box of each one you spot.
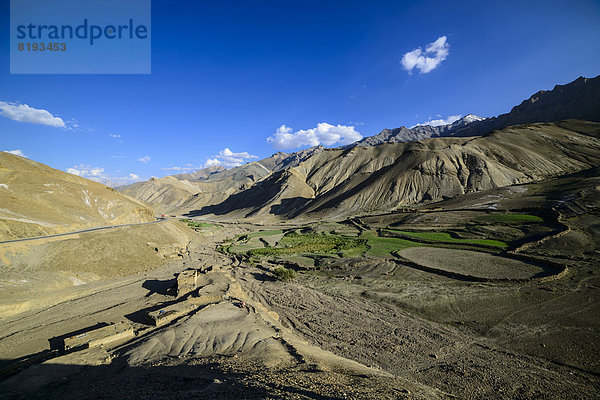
[459,114,484,124]
[411,114,485,129]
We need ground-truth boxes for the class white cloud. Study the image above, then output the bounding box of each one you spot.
[109,133,121,138]
[63,119,93,132]
[66,164,141,187]
[67,164,105,178]
[108,174,143,186]
[161,163,200,172]
[203,148,258,169]
[4,149,28,158]
[267,123,362,150]
[162,166,195,172]
[412,114,462,128]
[161,166,187,171]
[137,155,151,163]
[401,36,449,74]
[0,101,66,128]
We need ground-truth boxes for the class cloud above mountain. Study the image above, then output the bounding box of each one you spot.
[66,164,140,187]
[412,114,462,127]
[3,149,28,158]
[401,36,449,74]
[0,101,66,128]
[267,123,362,150]
[205,148,258,168]
[162,163,197,172]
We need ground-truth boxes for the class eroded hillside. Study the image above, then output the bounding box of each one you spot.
[185,120,600,219]
[117,146,324,213]
[0,152,155,240]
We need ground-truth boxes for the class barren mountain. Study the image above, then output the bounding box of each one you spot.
[0,152,155,240]
[118,158,283,213]
[119,76,600,220]
[116,176,206,213]
[117,146,324,213]
[186,120,600,219]
[350,114,485,146]
[170,164,225,181]
[451,75,600,137]
[351,75,600,146]
[0,152,194,318]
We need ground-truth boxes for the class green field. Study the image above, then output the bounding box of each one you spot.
[221,223,509,261]
[246,229,284,238]
[361,230,421,257]
[228,237,266,254]
[479,214,544,223]
[248,232,367,257]
[386,230,508,248]
[224,228,426,259]
[180,219,220,229]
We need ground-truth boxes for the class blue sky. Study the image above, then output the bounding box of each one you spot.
[1,0,599,185]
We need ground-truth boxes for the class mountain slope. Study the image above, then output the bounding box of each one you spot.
[0,152,155,240]
[351,75,600,147]
[171,165,225,181]
[351,114,485,147]
[450,75,600,137]
[117,146,324,213]
[116,176,206,212]
[121,76,600,218]
[185,120,600,219]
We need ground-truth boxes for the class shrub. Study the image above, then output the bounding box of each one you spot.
[272,267,296,281]
[248,233,366,257]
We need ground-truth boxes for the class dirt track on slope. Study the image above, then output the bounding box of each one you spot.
[237,266,600,399]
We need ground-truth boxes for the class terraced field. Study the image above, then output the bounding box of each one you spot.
[180,219,221,229]
[220,208,567,286]
[248,232,368,258]
[478,214,544,223]
[397,247,550,280]
[385,229,508,248]
[223,217,520,267]
[361,230,422,257]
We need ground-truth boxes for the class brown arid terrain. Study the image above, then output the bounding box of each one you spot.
[118,75,600,221]
[117,146,325,214]
[1,76,600,399]
[0,220,194,319]
[0,152,195,319]
[0,152,154,240]
[1,164,599,399]
[184,120,600,220]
